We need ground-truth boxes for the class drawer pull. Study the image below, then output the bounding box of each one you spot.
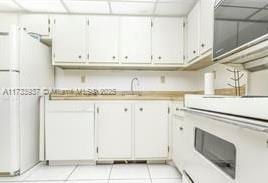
[124,108,128,112]
[179,127,183,131]
[139,108,143,112]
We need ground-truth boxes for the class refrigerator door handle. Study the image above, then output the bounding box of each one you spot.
[0,70,20,73]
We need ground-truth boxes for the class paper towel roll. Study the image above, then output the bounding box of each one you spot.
[204,72,215,95]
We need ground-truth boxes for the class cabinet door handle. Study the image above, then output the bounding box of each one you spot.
[179,127,183,131]
[78,55,82,59]
[201,43,205,48]
[124,108,128,112]
[193,50,196,54]
[158,56,162,60]
[139,108,143,112]
[112,56,116,59]
[125,56,128,59]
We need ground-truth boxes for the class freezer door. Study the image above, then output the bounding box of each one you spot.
[0,72,20,175]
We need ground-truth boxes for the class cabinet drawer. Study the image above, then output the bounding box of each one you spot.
[46,101,94,112]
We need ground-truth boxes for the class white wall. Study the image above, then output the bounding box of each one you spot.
[55,68,201,91]
[0,13,19,32]
[197,63,248,90]
[248,70,268,96]
[55,64,250,92]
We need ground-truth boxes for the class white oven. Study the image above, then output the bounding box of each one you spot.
[182,108,268,183]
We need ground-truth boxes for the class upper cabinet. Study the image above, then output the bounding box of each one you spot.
[187,1,200,62]
[52,15,87,63]
[88,16,120,63]
[200,0,214,54]
[187,0,214,63]
[152,17,184,64]
[119,17,152,64]
[50,10,214,69]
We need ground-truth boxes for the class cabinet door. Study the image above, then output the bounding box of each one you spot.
[134,102,169,159]
[88,16,119,63]
[119,17,152,64]
[45,102,95,160]
[96,103,132,159]
[152,17,184,64]
[172,116,185,170]
[187,1,200,62]
[200,0,214,54]
[53,15,87,63]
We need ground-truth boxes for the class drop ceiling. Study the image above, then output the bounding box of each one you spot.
[0,0,198,16]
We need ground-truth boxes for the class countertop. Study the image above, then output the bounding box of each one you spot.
[49,91,191,101]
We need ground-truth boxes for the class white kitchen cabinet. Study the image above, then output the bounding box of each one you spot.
[199,0,214,54]
[45,101,95,160]
[119,17,152,64]
[187,1,200,62]
[152,17,184,64]
[96,103,132,159]
[134,102,169,159]
[88,16,119,63]
[52,15,87,63]
[20,14,50,36]
[172,115,185,170]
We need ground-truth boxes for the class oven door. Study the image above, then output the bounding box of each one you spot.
[183,110,236,183]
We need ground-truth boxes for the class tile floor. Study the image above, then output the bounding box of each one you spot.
[0,163,182,183]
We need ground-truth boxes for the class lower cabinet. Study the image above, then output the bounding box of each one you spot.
[45,101,95,160]
[96,103,132,159]
[44,100,172,161]
[134,102,170,159]
[172,115,185,170]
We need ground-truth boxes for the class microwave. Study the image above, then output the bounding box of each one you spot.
[213,0,268,60]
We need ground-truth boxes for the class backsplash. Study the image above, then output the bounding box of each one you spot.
[55,68,202,91]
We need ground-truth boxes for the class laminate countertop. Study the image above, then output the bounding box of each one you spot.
[49,91,192,101]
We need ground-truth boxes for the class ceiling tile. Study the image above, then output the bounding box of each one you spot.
[114,0,156,2]
[158,0,196,3]
[16,0,66,12]
[155,2,194,16]
[64,0,109,14]
[215,6,257,20]
[222,0,268,8]
[0,0,21,11]
[111,2,154,15]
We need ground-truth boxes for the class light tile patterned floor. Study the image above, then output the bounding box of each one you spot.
[0,163,182,183]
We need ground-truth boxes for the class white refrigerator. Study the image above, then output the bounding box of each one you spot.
[0,26,54,176]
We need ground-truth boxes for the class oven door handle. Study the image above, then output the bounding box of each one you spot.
[183,108,268,134]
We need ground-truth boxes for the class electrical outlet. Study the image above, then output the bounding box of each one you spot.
[81,75,86,83]
[160,76,166,84]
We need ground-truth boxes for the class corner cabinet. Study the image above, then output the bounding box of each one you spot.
[119,17,152,64]
[152,17,184,64]
[52,15,87,63]
[134,102,170,159]
[187,1,200,62]
[199,0,214,54]
[186,0,214,63]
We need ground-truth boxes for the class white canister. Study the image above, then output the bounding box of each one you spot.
[204,72,215,95]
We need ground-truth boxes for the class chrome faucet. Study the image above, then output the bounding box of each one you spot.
[131,77,140,95]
